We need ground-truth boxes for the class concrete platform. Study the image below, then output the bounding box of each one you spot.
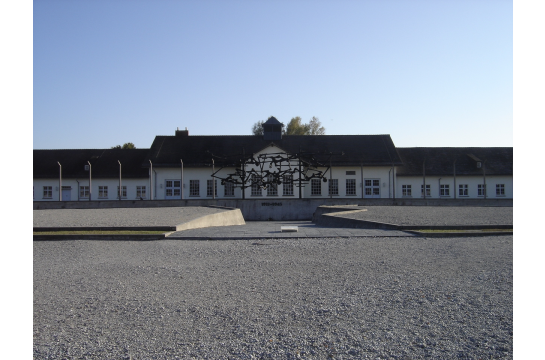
[33,206,245,232]
[33,205,512,240]
[313,205,513,230]
[166,221,415,240]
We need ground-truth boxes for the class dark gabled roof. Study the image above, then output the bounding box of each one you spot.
[264,116,282,125]
[144,134,402,167]
[33,149,150,179]
[395,147,513,176]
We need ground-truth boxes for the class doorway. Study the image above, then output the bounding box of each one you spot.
[61,186,71,201]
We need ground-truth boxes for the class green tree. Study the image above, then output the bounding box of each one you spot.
[111,142,136,149]
[285,116,308,135]
[252,120,265,136]
[285,116,325,135]
[307,116,325,135]
[252,116,326,136]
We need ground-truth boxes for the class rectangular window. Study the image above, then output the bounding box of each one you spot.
[43,186,52,199]
[165,180,182,199]
[459,184,468,196]
[311,178,321,195]
[328,179,339,196]
[117,186,127,199]
[190,180,200,197]
[165,180,181,198]
[136,186,146,199]
[421,184,431,197]
[440,184,450,196]
[478,184,486,197]
[402,185,412,197]
[207,180,218,197]
[346,179,356,196]
[251,175,262,196]
[267,175,278,196]
[364,179,380,198]
[496,184,505,196]
[224,181,235,197]
[98,186,108,198]
[79,186,89,199]
[283,175,294,196]
[346,171,356,176]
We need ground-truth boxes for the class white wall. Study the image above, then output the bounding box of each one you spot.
[153,167,242,200]
[149,145,396,200]
[36,163,512,202]
[395,175,513,199]
[294,165,394,199]
[34,173,513,201]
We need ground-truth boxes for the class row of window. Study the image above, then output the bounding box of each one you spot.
[40,178,371,199]
[250,175,294,196]
[40,186,147,199]
[401,184,506,197]
[40,182,507,199]
[309,178,360,196]
[188,180,233,197]
[249,177,366,197]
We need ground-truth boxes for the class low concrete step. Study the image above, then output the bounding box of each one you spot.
[281,226,298,232]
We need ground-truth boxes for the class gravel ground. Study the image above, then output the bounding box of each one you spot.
[34,236,512,359]
[339,206,513,226]
[33,207,227,228]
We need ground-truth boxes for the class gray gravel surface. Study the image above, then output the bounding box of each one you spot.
[34,236,512,359]
[340,206,513,226]
[33,207,227,228]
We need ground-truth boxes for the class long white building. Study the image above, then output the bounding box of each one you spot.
[33,117,512,202]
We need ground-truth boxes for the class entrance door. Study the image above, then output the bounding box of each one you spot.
[61,186,71,201]
[364,179,381,198]
[165,180,181,199]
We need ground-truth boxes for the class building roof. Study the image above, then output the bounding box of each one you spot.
[33,149,150,179]
[395,147,513,176]
[263,116,282,125]
[144,134,403,168]
[33,140,513,179]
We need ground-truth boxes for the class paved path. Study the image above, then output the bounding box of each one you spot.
[167,221,414,239]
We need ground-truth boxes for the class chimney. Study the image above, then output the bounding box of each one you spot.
[175,127,189,137]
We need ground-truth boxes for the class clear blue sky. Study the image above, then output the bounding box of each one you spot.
[33,0,513,149]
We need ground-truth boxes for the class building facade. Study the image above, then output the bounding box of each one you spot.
[33,118,513,202]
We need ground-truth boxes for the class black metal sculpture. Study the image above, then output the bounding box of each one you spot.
[208,150,342,191]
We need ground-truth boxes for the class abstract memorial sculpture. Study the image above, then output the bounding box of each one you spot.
[208,150,343,192]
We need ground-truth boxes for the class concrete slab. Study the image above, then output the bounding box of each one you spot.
[33,206,245,232]
[167,221,414,240]
[281,226,298,232]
